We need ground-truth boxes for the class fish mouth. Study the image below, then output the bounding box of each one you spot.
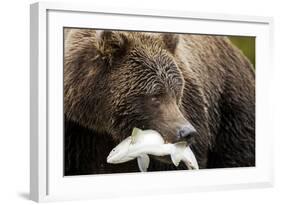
[106,156,114,164]
[106,153,123,164]
[106,152,121,164]
[107,156,125,164]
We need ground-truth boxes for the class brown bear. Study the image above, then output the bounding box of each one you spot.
[64,28,255,175]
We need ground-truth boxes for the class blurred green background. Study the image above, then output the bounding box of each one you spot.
[229,36,255,68]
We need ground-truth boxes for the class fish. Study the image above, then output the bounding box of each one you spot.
[107,128,199,172]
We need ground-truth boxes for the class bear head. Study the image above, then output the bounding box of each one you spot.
[64,29,197,144]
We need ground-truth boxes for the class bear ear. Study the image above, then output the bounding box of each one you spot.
[162,33,179,54]
[96,30,129,64]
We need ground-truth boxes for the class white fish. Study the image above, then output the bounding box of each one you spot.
[107,128,199,172]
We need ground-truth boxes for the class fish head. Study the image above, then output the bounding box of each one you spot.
[107,137,132,164]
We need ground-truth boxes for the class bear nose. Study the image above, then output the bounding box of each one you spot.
[177,124,197,142]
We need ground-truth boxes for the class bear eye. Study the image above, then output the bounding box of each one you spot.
[150,96,161,106]
[151,97,157,102]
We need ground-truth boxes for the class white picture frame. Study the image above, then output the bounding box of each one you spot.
[30,2,274,202]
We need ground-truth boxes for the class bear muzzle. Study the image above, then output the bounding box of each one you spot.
[176,123,197,143]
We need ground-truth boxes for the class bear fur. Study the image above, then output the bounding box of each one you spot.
[64,29,255,175]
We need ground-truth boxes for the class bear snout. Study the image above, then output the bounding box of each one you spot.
[152,119,196,144]
[176,123,197,143]
[152,100,197,143]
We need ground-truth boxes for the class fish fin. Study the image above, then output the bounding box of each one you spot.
[182,146,199,170]
[171,153,181,166]
[171,142,187,167]
[131,128,142,144]
[132,127,142,137]
[137,154,150,172]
